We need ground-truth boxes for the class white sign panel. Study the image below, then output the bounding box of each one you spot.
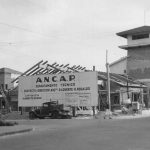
[18,72,98,107]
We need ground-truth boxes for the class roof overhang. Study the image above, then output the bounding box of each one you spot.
[119,43,150,50]
[98,74,146,88]
[116,26,150,38]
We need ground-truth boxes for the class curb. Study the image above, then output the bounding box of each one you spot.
[0,128,33,137]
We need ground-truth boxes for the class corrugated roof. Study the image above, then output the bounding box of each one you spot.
[98,72,146,88]
[116,26,150,38]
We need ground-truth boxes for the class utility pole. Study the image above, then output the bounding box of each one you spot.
[106,50,111,111]
[126,74,130,98]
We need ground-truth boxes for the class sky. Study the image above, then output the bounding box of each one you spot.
[0,0,150,72]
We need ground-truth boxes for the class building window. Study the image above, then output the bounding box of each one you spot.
[132,34,149,40]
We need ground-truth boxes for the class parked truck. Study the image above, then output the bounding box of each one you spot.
[29,101,72,119]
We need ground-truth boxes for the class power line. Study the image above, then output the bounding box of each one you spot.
[0,22,53,39]
[0,21,117,40]
[0,42,16,46]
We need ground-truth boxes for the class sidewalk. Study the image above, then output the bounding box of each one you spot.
[81,109,150,120]
[112,109,150,120]
[0,125,33,137]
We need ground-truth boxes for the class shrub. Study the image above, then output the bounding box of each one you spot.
[0,120,18,126]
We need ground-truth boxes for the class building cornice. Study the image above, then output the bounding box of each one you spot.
[119,43,150,50]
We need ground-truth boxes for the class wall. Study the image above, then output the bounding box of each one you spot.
[127,46,150,79]
[110,59,127,74]
[0,72,4,85]
[0,69,14,90]
[4,72,12,89]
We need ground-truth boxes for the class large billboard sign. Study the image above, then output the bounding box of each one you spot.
[18,72,98,107]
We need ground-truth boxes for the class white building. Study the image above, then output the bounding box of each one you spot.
[109,56,127,75]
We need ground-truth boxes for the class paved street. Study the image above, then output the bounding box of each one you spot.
[0,117,150,150]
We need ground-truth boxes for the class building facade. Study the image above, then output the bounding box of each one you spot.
[109,26,150,107]
[117,26,150,86]
[0,68,22,110]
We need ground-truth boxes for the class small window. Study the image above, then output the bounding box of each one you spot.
[132,34,149,40]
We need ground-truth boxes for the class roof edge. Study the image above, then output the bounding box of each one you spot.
[116,26,150,38]
[109,56,127,66]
